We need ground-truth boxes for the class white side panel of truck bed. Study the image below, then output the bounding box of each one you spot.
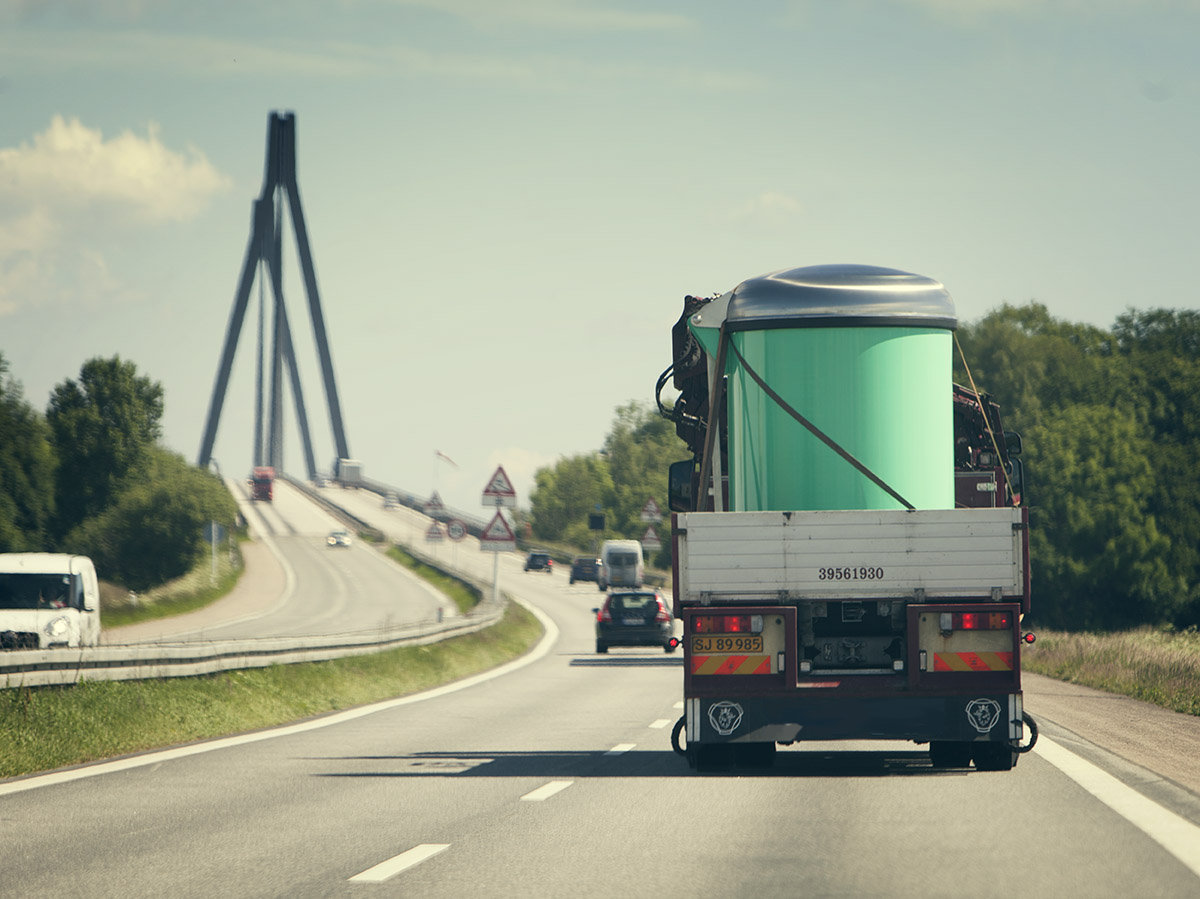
[677,508,1026,601]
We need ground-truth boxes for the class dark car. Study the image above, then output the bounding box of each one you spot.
[594,590,675,654]
[524,551,554,573]
[569,556,599,584]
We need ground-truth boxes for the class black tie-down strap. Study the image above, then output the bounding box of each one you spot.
[722,333,915,511]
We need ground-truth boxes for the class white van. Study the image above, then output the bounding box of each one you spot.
[0,554,101,650]
[597,540,644,591]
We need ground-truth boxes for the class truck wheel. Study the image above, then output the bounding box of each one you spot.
[929,741,972,768]
[972,743,1018,771]
[595,641,608,654]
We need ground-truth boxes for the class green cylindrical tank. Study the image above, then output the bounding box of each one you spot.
[688,264,956,512]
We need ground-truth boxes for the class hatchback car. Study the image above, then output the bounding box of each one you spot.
[569,556,599,584]
[523,551,553,573]
[326,529,352,548]
[594,590,675,653]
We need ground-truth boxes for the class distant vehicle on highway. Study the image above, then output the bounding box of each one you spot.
[597,539,644,591]
[593,589,674,654]
[250,466,275,501]
[523,551,553,573]
[0,553,100,650]
[326,530,352,548]
[569,556,599,584]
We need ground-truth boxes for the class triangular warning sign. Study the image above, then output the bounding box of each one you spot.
[641,525,662,550]
[425,521,444,542]
[424,491,445,513]
[640,498,662,523]
[481,465,517,508]
[481,511,515,542]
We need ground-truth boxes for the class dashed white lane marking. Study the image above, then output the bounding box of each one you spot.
[673,701,684,710]
[521,780,574,802]
[349,843,449,883]
[606,743,636,755]
[1036,736,1200,880]
[649,719,672,729]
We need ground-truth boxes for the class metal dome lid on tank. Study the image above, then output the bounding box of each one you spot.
[692,263,958,334]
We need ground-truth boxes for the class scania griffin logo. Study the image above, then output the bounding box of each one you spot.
[707,701,744,736]
[965,698,1002,733]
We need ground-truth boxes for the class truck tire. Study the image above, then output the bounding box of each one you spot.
[929,741,973,768]
[972,742,1018,771]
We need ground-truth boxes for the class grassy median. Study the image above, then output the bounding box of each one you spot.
[1,549,542,780]
[1023,626,1200,716]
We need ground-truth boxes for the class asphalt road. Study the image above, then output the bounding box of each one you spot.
[6,488,1200,897]
[102,479,456,644]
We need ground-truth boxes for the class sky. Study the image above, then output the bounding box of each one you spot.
[1,0,1197,520]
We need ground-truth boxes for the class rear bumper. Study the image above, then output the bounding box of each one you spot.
[684,692,1023,745]
[597,623,672,647]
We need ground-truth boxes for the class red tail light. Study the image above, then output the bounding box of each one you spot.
[597,599,612,623]
[950,609,1008,628]
[692,614,760,634]
[655,600,671,623]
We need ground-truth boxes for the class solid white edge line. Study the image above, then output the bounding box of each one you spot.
[0,595,559,798]
[349,843,450,883]
[1036,736,1200,880]
[605,743,635,755]
[520,780,574,802]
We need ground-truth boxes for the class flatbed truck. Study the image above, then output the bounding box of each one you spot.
[657,264,1034,771]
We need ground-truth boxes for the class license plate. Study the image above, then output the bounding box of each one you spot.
[622,616,646,625]
[691,635,763,653]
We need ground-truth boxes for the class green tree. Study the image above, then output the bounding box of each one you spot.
[602,401,678,558]
[528,402,678,565]
[1027,404,1180,629]
[46,356,164,540]
[1112,309,1200,625]
[0,353,57,551]
[64,448,238,590]
[529,453,613,549]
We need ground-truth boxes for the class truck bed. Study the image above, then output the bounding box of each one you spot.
[675,507,1028,605]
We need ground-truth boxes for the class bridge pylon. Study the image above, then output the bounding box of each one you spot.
[197,112,350,480]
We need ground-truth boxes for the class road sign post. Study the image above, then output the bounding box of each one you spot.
[481,466,518,603]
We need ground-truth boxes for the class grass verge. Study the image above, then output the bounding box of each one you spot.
[1,600,541,779]
[99,537,245,629]
[387,545,479,615]
[1023,626,1200,716]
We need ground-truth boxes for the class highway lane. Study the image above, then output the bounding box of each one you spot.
[5,501,1200,896]
[103,479,456,645]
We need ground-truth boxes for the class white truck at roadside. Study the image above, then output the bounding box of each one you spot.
[0,553,101,650]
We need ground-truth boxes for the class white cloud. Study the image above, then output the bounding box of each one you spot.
[0,115,230,223]
[382,0,694,32]
[0,116,230,315]
[729,191,803,224]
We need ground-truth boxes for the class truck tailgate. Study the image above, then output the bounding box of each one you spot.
[676,507,1027,603]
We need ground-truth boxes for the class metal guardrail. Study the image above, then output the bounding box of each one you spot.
[0,495,504,689]
[0,599,503,689]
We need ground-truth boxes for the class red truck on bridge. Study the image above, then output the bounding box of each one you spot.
[250,466,275,502]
